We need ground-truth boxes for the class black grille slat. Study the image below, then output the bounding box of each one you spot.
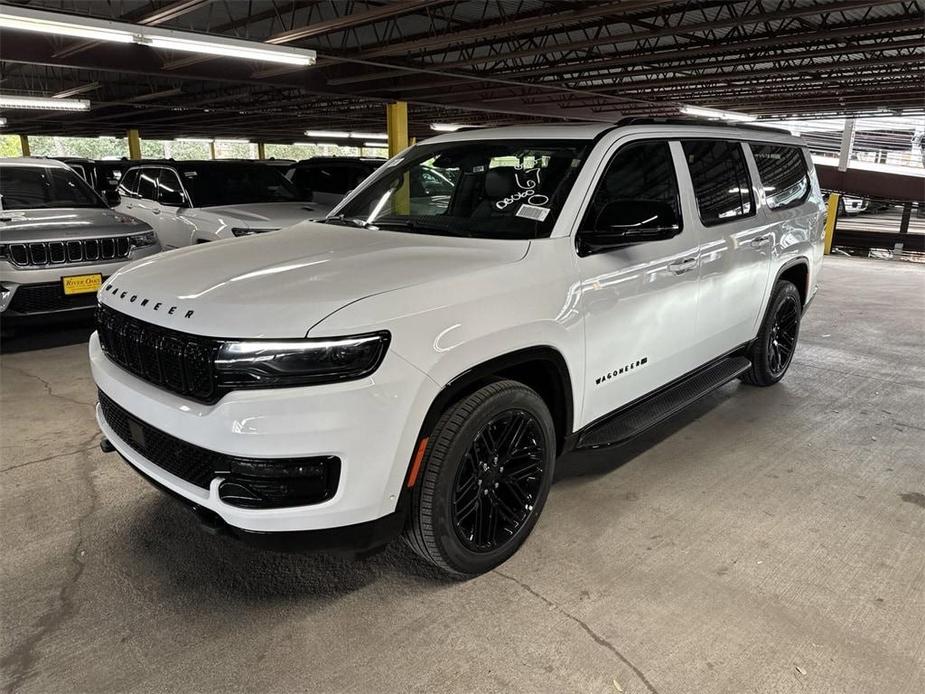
[4,237,133,267]
[8,282,99,314]
[98,390,216,489]
[29,243,48,265]
[49,242,66,263]
[96,305,217,402]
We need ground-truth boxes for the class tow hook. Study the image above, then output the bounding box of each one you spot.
[100,438,116,453]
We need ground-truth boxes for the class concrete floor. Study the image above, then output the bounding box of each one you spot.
[1,256,923,694]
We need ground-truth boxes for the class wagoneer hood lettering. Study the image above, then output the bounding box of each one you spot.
[100,221,529,337]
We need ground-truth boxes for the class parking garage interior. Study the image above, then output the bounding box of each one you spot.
[1,2,923,693]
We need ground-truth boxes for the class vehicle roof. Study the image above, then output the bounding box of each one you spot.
[124,159,277,170]
[292,156,386,165]
[424,120,804,147]
[0,157,73,169]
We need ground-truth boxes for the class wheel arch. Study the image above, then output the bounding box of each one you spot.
[417,346,574,458]
[775,256,810,306]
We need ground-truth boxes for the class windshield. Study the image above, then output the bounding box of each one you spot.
[0,165,105,210]
[179,164,305,207]
[327,139,592,239]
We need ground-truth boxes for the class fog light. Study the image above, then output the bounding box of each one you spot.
[218,456,340,509]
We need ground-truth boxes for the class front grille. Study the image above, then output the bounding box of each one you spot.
[8,281,101,314]
[5,237,131,267]
[99,390,217,488]
[99,389,341,506]
[96,304,218,402]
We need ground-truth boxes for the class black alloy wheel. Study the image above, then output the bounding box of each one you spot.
[403,380,556,577]
[767,293,800,377]
[451,409,546,552]
[740,279,802,387]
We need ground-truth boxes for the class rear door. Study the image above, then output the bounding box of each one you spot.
[116,167,158,228]
[679,139,772,362]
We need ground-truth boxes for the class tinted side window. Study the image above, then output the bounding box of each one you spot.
[118,168,140,196]
[682,140,754,225]
[156,169,184,204]
[580,140,681,230]
[310,165,357,195]
[136,169,158,200]
[750,144,809,210]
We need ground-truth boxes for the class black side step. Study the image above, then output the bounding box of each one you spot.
[577,356,751,450]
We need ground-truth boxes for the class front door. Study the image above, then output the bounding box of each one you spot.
[575,139,702,426]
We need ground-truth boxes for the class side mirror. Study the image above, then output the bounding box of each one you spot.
[103,189,121,208]
[159,190,186,207]
[578,200,681,256]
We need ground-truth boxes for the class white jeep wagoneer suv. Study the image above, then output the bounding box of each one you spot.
[91,121,824,577]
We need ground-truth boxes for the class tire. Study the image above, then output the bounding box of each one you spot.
[403,380,556,578]
[740,280,802,387]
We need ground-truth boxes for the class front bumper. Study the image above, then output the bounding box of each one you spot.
[1,251,158,317]
[90,332,439,535]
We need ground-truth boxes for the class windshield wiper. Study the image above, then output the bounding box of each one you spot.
[373,219,471,237]
[320,214,374,229]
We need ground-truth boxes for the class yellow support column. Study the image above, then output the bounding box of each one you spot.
[127,128,141,160]
[386,101,408,157]
[257,142,266,160]
[386,102,409,214]
[18,135,30,157]
[823,193,840,255]
[209,141,217,159]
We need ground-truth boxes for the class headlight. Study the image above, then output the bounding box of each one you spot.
[231,227,279,237]
[129,231,157,248]
[215,332,390,388]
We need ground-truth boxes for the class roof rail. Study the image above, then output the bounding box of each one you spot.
[616,116,792,135]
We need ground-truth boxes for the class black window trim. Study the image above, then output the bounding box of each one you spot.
[575,136,685,247]
[681,138,757,228]
[747,141,811,212]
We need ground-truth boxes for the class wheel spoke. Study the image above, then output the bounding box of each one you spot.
[451,408,547,552]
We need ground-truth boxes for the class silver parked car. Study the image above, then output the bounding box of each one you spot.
[1,157,160,325]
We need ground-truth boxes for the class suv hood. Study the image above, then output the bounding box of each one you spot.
[200,201,332,228]
[101,222,530,338]
[0,207,150,243]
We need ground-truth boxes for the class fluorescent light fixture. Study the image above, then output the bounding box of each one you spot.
[0,6,316,67]
[0,117,6,127]
[216,138,250,144]
[176,137,213,143]
[140,35,313,67]
[305,130,350,139]
[293,142,317,147]
[349,132,387,140]
[430,123,464,132]
[0,5,134,43]
[363,141,388,148]
[0,95,89,111]
[680,105,756,122]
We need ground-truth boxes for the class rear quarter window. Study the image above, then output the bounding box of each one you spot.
[750,144,810,210]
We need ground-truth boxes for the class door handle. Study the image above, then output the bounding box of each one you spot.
[667,257,697,274]
[750,234,772,248]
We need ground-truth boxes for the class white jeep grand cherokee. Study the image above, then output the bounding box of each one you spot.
[91,121,824,577]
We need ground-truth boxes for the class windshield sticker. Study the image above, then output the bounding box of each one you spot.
[516,204,550,222]
[496,165,550,211]
[472,165,486,173]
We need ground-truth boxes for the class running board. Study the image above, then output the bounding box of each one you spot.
[576,356,751,450]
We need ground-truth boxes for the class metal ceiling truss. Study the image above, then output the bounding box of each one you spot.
[0,0,921,139]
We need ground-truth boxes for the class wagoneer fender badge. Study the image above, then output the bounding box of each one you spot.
[103,283,194,318]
